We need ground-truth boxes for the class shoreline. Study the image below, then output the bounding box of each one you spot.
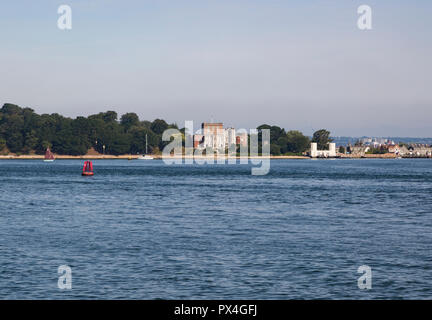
[0,154,430,160]
[0,154,309,160]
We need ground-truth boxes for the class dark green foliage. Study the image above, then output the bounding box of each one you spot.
[129,127,158,154]
[120,113,140,132]
[312,129,333,150]
[270,144,281,155]
[0,137,6,151]
[257,125,311,155]
[0,103,324,156]
[366,147,387,154]
[150,119,169,135]
[0,103,176,155]
[286,130,310,153]
[257,124,286,143]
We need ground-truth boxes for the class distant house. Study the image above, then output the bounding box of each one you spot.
[350,145,368,156]
[387,145,400,155]
[408,145,432,157]
[399,145,409,156]
[193,134,204,149]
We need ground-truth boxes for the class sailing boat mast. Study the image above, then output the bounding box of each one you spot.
[137,134,154,160]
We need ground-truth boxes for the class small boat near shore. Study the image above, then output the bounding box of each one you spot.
[137,134,154,160]
[137,155,154,160]
[44,147,55,162]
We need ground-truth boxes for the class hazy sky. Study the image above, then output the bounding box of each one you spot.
[0,0,431,136]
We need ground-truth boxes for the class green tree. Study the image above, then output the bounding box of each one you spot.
[1,103,22,115]
[286,130,310,153]
[35,140,51,154]
[6,132,24,153]
[257,124,285,142]
[23,131,39,153]
[151,119,169,135]
[0,137,6,151]
[312,129,332,150]
[120,113,140,132]
[277,136,289,154]
[270,144,281,155]
[0,102,321,157]
[102,111,118,123]
[129,126,158,154]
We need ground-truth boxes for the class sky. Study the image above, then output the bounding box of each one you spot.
[0,0,431,137]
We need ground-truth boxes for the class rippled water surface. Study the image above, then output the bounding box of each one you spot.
[0,159,431,299]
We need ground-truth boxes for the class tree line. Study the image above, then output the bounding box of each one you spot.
[0,103,177,155]
[257,125,332,155]
[0,103,332,156]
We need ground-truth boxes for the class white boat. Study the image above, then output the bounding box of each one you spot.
[137,134,154,160]
[137,155,154,160]
[44,147,55,162]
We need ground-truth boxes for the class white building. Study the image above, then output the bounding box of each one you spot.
[193,123,249,151]
[225,128,236,147]
[310,142,336,158]
[201,123,225,150]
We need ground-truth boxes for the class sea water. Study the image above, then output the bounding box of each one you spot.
[0,159,431,299]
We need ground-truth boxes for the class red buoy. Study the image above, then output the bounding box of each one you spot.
[82,161,94,176]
